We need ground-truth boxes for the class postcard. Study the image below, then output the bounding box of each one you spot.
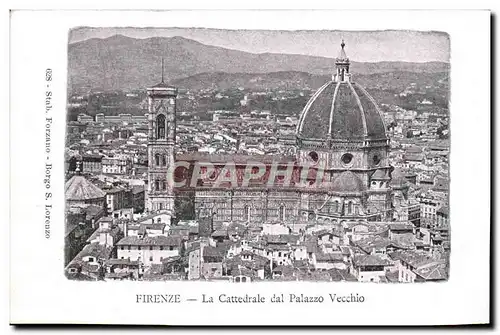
[9,9,491,326]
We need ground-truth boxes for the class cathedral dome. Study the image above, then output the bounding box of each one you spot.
[331,171,366,194]
[296,41,387,141]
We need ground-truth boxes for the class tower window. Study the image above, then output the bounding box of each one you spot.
[347,202,353,215]
[279,205,285,221]
[155,154,160,166]
[156,114,166,139]
[162,155,167,166]
[244,205,250,221]
[154,180,160,191]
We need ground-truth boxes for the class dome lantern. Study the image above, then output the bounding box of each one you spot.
[334,39,350,83]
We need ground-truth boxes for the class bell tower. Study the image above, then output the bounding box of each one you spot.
[146,59,177,212]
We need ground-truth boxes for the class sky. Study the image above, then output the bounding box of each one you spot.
[69,27,450,63]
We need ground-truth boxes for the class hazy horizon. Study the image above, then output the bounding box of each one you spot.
[69,27,450,63]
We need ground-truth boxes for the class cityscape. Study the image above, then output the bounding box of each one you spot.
[65,29,450,283]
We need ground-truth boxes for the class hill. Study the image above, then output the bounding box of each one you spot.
[68,35,449,92]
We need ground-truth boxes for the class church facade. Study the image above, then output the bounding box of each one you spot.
[146,42,401,225]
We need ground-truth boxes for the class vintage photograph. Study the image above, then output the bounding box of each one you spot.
[64,28,450,283]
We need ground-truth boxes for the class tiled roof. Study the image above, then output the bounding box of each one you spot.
[298,271,331,282]
[414,263,448,281]
[352,254,393,267]
[116,235,182,247]
[388,223,414,231]
[328,268,357,282]
[66,242,114,272]
[233,266,257,278]
[211,229,228,238]
[141,223,166,231]
[385,271,400,283]
[264,234,300,245]
[354,236,392,253]
[202,246,224,261]
[105,258,140,266]
[437,206,449,215]
[404,154,424,162]
[136,211,172,224]
[105,272,132,279]
[315,252,344,262]
[398,250,442,269]
[86,226,121,242]
[66,272,96,281]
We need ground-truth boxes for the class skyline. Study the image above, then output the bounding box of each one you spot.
[69,28,450,63]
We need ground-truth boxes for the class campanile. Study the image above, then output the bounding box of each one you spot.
[146,61,177,212]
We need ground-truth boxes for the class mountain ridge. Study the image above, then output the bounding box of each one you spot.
[68,34,450,92]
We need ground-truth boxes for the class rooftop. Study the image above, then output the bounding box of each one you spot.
[352,254,393,267]
[65,175,106,201]
[116,235,182,247]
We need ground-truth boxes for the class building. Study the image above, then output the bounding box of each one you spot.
[77,113,94,123]
[131,185,145,213]
[418,192,446,223]
[146,41,407,225]
[436,206,449,226]
[81,154,103,174]
[116,235,183,266]
[65,205,106,265]
[104,187,131,214]
[146,69,178,212]
[102,156,133,175]
[351,254,393,282]
[95,113,147,124]
[396,251,447,283]
[95,113,105,123]
[391,168,421,228]
[65,174,106,209]
[187,240,225,280]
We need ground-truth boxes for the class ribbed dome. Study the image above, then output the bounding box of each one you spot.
[66,175,106,201]
[331,171,366,193]
[297,81,387,141]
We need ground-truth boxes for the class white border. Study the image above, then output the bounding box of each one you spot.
[9,9,490,326]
